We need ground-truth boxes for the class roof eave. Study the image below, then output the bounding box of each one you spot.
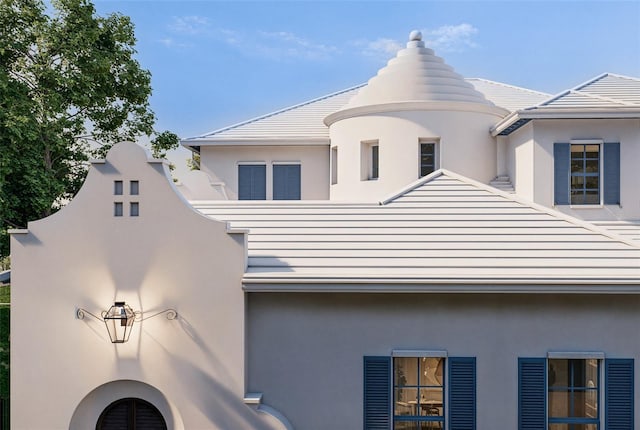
[180,137,330,149]
[492,108,640,136]
[242,279,640,293]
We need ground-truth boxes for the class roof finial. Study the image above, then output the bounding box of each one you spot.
[409,30,422,42]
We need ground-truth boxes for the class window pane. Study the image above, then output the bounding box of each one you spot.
[549,424,598,430]
[584,192,599,204]
[371,145,379,179]
[396,357,418,386]
[585,160,599,172]
[549,360,569,387]
[114,181,123,195]
[420,357,444,386]
[571,160,583,173]
[419,388,443,417]
[395,388,417,416]
[549,390,570,417]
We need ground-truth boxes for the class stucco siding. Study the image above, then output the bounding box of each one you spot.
[200,145,329,200]
[247,292,640,430]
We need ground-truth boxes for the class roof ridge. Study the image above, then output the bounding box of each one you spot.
[186,84,365,140]
[384,168,640,248]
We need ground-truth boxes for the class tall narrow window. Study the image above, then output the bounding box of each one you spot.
[548,359,599,429]
[361,140,379,180]
[238,164,266,200]
[420,142,436,177]
[331,147,338,185]
[371,144,379,179]
[570,144,600,205]
[394,357,445,428]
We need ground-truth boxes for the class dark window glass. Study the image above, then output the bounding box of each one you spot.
[570,144,600,205]
[96,398,167,430]
[130,202,139,217]
[114,181,123,195]
[238,165,266,200]
[114,202,123,217]
[420,143,436,177]
[371,145,379,179]
[130,181,139,195]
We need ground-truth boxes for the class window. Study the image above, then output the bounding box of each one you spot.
[394,357,444,429]
[273,164,301,200]
[114,181,123,195]
[518,357,633,430]
[364,354,475,430]
[554,142,620,206]
[361,140,379,180]
[238,164,266,200]
[420,142,436,177]
[548,359,599,429]
[130,180,139,195]
[570,144,600,205]
[331,147,338,185]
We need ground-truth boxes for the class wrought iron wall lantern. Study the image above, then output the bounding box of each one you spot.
[76,301,178,343]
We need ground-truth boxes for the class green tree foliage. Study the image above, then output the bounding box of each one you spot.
[0,0,178,258]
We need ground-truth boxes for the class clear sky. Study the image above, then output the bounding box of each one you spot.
[91,0,640,173]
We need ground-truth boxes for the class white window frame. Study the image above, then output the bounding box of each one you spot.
[361,140,379,181]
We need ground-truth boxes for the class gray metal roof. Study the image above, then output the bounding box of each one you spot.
[182,79,550,147]
[192,170,640,291]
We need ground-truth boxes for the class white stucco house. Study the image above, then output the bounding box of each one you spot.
[10,31,640,430]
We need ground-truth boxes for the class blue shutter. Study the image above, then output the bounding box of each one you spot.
[554,143,570,205]
[518,358,546,430]
[449,357,476,430]
[606,359,634,430]
[604,142,620,205]
[363,356,391,430]
[273,164,301,200]
[238,165,266,200]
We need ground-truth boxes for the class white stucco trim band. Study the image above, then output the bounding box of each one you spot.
[325,101,508,126]
[7,229,29,235]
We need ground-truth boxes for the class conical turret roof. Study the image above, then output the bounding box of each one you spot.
[342,30,494,109]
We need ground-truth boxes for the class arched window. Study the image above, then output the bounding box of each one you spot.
[96,398,167,430]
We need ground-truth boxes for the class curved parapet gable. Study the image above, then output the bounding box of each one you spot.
[9,142,263,429]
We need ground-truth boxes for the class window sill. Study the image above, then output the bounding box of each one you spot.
[568,204,604,209]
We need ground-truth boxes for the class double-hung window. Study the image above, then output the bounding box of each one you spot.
[518,355,633,430]
[364,353,476,430]
[554,142,620,205]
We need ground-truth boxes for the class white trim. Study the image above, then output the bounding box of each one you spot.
[570,139,603,144]
[547,351,605,359]
[272,161,301,165]
[392,349,448,358]
[237,161,267,165]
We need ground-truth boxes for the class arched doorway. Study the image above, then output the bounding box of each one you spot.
[96,397,167,430]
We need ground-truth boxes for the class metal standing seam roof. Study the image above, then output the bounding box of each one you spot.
[191,170,640,291]
[493,73,640,136]
[181,80,551,146]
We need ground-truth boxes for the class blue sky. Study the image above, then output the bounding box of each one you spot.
[91,0,640,171]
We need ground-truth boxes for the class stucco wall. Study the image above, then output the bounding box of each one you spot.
[528,118,640,220]
[10,143,282,430]
[247,292,640,430]
[199,145,329,200]
[329,109,501,201]
[507,122,535,201]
